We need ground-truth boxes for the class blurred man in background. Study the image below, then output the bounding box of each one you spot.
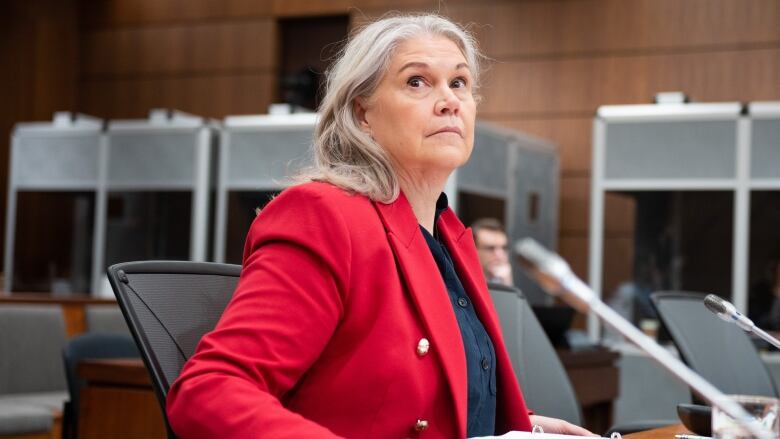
[472,218,513,286]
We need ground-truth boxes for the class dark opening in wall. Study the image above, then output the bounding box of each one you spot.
[277,15,350,111]
[457,191,505,229]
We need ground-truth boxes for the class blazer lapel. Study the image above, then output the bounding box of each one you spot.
[438,209,533,433]
[372,194,467,438]
[437,209,499,339]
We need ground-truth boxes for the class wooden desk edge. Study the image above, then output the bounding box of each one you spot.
[78,359,152,387]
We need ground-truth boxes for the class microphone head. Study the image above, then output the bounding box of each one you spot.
[515,238,592,312]
[514,238,570,277]
[704,294,736,323]
[515,238,573,298]
[704,294,727,315]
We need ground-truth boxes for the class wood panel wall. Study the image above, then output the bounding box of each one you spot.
[0,0,79,281]
[4,0,780,298]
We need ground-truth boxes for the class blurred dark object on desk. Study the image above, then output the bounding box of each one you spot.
[531,305,575,348]
[751,332,780,351]
[676,403,711,436]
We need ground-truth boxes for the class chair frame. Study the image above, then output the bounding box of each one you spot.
[107,260,241,436]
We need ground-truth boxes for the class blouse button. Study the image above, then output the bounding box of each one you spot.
[414,419,429,431]
[416,338,430,356]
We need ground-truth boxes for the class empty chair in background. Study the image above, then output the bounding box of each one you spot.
[651,291,778,399]
[84,304,130,335]
[0,304,69,411]
[0,304,69,438]
[0,401,54,438]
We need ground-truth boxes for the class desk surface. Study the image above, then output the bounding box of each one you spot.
[625,424,689,439]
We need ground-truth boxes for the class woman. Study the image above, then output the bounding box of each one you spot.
[167,14,593,438]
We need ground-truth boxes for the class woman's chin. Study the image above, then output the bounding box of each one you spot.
[429,143,472,165]
[423,155,470,175]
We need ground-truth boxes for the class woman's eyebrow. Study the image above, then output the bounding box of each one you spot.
[397,61,470,74]
[397,61,429,73]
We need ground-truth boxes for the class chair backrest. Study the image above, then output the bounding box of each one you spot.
[488,283,582,425]
[651,291,777,398]
[107,261,241,419]
[84,304,130,335]
[0,304,67,394]
[62,332,139,439]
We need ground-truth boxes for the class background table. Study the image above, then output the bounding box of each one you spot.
[77,359,166,439]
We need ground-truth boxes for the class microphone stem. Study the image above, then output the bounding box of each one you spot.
[752,326,780,350]
[557,274,775,439]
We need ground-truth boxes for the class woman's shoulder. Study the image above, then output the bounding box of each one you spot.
[268,181,372,212]
[251,181,376,235]
[244,181,380,258]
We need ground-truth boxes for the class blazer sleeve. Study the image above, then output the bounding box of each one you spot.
[167,187,352,438]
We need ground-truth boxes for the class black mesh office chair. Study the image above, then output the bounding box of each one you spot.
[651,291,778,400]
[488,283,583,425]
[107,261,241,439]
[62,333,139,439]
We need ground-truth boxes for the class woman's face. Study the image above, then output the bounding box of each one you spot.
[356,35,476,180]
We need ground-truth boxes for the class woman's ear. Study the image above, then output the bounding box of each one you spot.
[353,97,372,134]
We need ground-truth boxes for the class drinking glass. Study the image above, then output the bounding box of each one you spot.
[712,395,780,439]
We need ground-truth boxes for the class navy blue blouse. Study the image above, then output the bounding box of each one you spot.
[419,194,497,437]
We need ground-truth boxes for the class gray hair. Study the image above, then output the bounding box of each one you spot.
[304,13,482,203]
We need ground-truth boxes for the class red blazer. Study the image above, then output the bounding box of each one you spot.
[167,182,532,438]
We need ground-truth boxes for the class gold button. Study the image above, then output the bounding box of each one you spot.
[416,338,430,356]
[414,419,429,431]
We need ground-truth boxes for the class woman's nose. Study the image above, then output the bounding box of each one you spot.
[434,87,460,115]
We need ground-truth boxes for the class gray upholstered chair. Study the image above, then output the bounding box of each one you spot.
[0,401,53,437]
[0,304,69,436]
[488,283,582,425]
[84,304,130,335]
[651,291,778,399]
[107,261,241,439]
[0,304,69,410]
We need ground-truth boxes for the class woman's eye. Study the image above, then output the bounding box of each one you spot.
[407,77,424,88]
[451,78,467,88]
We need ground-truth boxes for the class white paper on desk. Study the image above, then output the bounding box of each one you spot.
[471,432,612,439]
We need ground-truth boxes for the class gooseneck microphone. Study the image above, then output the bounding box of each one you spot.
[704,294,780,350]
[704,294,755,330]
[515,238,774,439]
